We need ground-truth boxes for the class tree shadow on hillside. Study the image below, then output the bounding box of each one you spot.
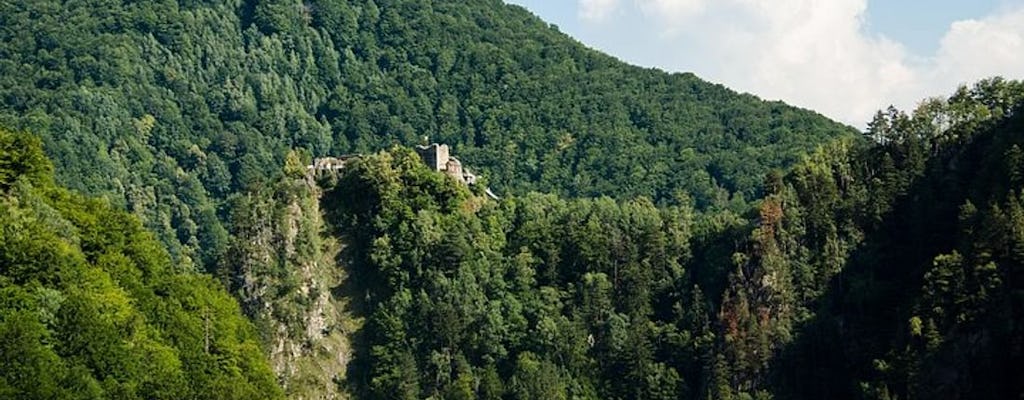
[768,114,1024,399]
[318,178,377,399]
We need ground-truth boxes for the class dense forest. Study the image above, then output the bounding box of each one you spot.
[1,0,1023,399]
[5,79,1021,399]
[0,128,281,399]
[0,0,852,272]
[317,78,1024,399]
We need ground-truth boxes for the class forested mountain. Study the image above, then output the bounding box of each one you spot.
[312,78,1024,399]
[0,0,852,271]
[0,128,281,399]
[5,78,1021,400]
[720,78,1024,399]
[2,0,1023,399]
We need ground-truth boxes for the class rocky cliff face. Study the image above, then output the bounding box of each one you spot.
[229,175,360,399]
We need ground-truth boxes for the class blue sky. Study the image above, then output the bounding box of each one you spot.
[866,0,1001,55]
[505,0,1024,126]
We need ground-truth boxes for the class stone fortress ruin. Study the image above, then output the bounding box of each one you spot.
[414,143,477,185]
[307,143,496,199]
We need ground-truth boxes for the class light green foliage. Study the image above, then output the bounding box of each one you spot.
[0,129,51,191]
[0,128,282,399]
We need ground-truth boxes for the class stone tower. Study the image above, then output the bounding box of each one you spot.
[416,143,449,171]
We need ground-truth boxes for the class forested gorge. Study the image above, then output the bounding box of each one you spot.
[1,0,1023,399]
[315,79,1024,399]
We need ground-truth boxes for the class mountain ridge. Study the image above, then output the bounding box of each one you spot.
[15,1,1024,399]
[0,0,855,272]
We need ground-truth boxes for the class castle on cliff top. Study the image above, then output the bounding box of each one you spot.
[306,143,483,190]
[415,143,477,185]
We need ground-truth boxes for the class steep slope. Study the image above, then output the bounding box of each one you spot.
[225,160,360,399]
[308,78,1024,400]
[318,148,696,399]
[0,128,282,399]
[0,0,853,271]
[713,78,1024,399]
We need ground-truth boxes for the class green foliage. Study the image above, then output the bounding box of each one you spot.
[222,165,353,398]
[738,78,1024,399]
[0,129,282,399]
[2,0,1021,397]
[320,147,696,399]
[0,0,852,273]
[318,79,1024,400]
[0,128,50,191]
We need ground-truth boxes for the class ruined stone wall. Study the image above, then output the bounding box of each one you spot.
[416,143,449,171]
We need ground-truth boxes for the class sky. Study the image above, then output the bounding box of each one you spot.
[504,0,1024,127]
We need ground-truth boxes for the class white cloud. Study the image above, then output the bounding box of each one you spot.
[573,0,1024,127]
[579,0,620,22]
[931,8,1024,91]
[635,0,706,26]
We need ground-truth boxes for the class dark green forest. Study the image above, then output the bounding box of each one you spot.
[310,79,1024,399]
[0,0,851,272]
[1,0,1023,399]
[314,78,1024,400]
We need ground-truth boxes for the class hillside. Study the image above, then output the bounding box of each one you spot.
[311,78,1024,399]
[0,0,853,271]
[0,128,282,399]
[1,35,1021,400]
[5,0,1022,399]
[718,78,1024,399]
